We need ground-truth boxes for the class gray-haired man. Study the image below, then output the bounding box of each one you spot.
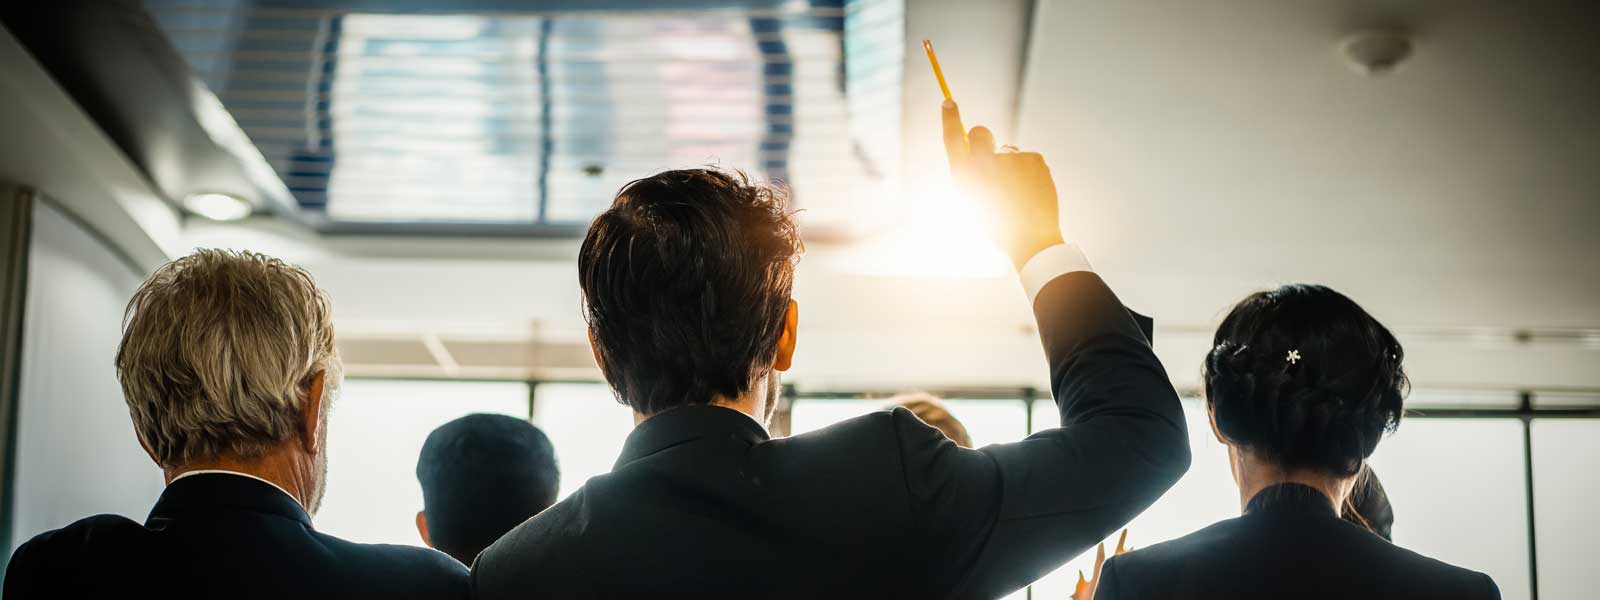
[3,249,468,600]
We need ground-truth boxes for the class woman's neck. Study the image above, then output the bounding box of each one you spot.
[1231,449,1354,514]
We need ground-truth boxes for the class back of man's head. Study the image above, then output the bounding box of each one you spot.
[578,168,802,415]
[116,248,337,470]
[416,414,559,564]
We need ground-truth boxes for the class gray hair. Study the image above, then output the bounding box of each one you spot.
[116,249,336,468]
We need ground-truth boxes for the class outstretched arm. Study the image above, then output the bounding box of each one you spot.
[900,102,1190,598]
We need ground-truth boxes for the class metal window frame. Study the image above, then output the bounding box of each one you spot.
[0,186,36,571]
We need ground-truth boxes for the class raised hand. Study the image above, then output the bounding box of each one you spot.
[940,100,1066,268]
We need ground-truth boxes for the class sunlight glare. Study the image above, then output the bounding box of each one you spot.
[845,186,1011,278]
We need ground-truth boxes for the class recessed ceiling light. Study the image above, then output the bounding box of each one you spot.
[1339,31,1414,75]
[182,192,253,221]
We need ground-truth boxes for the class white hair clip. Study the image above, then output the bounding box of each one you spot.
[1286,350,1302,364]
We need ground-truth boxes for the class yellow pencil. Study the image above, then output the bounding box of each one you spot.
[922,39,953,102]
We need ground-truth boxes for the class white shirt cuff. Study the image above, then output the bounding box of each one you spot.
[1019,243,1094,304]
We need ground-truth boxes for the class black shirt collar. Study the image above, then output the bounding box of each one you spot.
[615,404,770,469]
[1245,483,1339,518]
[148,472,313,528]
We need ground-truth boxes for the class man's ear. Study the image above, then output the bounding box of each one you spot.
[301,369,326,454]
[587,327,602,369]
[774,299,798,372]
[415,510,433,548]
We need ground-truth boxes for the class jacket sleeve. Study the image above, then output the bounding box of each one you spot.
[4,539,40,598]
[897,272,1190,599]
[1478,572,1502,600]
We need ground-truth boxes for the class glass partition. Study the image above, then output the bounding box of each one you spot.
[1531,420,1600,600]
[1367,419,1532,600]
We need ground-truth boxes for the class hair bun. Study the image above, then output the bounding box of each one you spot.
[1204,285,1406,477]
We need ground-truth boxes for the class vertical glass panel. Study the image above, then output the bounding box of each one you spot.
[790,397,1026,448]
[531,382,636,500]
[1531,420,1600,599]
[1028,398,1237,598]
[317,379,530,547]
[1367,419,1531,600]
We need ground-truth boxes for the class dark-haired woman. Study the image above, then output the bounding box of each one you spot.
[1094,284,1500,600]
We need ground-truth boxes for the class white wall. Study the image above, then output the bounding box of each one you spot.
[8,201,164,553]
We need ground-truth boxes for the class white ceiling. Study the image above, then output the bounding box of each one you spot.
[1015,0,1599,329]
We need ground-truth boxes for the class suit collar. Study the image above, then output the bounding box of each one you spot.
[1245,483,1339,519]
[148,472,313,528]
[615,404,769,469]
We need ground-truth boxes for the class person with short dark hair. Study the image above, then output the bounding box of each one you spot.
[1093,284,1500,600]
[415,414,559,565]
[472,104,1192,599]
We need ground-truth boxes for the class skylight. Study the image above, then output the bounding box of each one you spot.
[146,0,903,230]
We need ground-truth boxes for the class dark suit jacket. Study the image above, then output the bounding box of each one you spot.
[4,472,469,599]
[474,271,1192,599]
[1096,483,1500,600]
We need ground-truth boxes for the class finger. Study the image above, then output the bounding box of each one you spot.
[1116,529,1129,554]
[968,126,996,173]
[941,100,967,168]
[1093,542,1106,578]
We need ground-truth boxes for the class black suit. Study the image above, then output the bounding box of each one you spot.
[1096,483,1500,600]
[474,271,1192,599]
[4,473,469,599]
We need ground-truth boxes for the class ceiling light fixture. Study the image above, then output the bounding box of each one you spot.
[1339,30,1414,75]
[182,192,253,221]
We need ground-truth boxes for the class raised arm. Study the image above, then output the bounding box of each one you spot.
[900,102,1190,598]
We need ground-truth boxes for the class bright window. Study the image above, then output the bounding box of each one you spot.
[1027,398,1238,598]
[1367,419,1532,600]
[530,382,636,500]
[1531,420,1600,600]
[315,379,530,547]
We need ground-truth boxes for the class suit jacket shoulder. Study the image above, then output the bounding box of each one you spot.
[308,530,471,593]
[1099,514,1500,600]
[6,475,471,600]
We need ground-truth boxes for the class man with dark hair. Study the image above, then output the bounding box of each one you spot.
[415,414,559,565]
[474,104,1191,598]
